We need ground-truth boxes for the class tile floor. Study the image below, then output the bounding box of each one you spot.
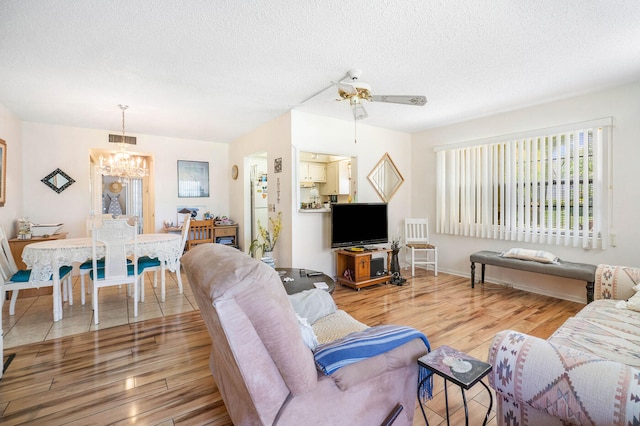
[2,270,197,349]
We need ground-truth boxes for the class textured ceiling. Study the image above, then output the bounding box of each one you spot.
[1,1,640,143]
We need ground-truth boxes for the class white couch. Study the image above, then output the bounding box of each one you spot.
[488,264,640,425]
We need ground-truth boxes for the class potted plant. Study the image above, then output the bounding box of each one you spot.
[249,211,282,267]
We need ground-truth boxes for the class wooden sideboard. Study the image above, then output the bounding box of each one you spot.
[8,232,68,297]
[213,224,238,248]
[167,223,239,250]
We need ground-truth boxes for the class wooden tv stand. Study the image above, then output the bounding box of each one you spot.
[336,248,392,290]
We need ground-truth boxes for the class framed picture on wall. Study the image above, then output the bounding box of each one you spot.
[177,160,210,198]
[0,138,6,205]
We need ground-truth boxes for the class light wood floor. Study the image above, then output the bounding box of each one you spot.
[0,269,583,425]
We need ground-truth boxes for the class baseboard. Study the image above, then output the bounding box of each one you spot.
[511,283,586,304]
[436,267,587,304]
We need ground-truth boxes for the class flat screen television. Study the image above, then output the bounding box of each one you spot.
[330,203,388,248]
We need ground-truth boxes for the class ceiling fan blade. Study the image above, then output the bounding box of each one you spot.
[299,83,336,105]
[333,81,359,96]
[371,95,427,106]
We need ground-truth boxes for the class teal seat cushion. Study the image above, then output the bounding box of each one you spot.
[10,265,73,283]
[80,258,105,270]
[138,256,161,268]
[90,264,137,280]
[80,258,132,270]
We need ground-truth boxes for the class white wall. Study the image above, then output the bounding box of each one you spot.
[22,122,228,238]
[149,133,229,230]
[290,111,411,276]
[228,110,412,278]
[0,103,24,235]
[411,81,640,303]
[229,112,292,264]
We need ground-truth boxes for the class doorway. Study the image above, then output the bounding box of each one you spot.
[90,150,154,234]
[246,152,267,257]
[101,176,144,233]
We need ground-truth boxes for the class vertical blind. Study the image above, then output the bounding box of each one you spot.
[435,119,611,249]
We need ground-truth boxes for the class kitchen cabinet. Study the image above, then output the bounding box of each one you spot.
[321,160,350,195]
[300,161,326,183]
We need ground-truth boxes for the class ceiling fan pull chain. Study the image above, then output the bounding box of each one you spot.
[353,108,358,143]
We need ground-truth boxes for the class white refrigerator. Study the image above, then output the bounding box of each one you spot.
[252,176,268,241]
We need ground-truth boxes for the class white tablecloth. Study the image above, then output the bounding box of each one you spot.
[22,234,182,321]
[23,234,182,281]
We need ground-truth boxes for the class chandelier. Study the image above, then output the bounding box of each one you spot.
[99,105,149,184]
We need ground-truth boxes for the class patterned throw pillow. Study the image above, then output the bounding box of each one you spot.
[615,284,640,311]
[501,248,558,264]
[627,293,640,311]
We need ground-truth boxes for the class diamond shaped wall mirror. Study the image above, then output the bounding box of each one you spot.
[41,168,75,193]
[368,153,404,203]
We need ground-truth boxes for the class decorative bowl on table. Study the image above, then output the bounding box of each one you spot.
[31,223,64,237]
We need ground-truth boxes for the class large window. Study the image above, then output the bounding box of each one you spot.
[435,118,611,248]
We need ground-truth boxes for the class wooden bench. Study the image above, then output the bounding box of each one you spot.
[470,250,597,303]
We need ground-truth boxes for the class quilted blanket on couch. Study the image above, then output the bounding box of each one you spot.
[549,299,640,367]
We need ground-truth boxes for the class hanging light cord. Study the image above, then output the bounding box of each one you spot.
[353,102,358,143]
[120,104,128,145]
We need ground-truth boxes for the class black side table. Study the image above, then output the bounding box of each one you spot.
[417,345,492,426]
[390,246,407,285]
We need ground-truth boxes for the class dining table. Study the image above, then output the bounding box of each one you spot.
[22,233,183,322]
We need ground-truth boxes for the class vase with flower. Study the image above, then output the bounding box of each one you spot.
[249,211,282,268]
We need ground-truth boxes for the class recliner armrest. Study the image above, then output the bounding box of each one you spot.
[330,338,427,391]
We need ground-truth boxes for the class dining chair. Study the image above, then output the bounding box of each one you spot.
[173,215,192,294]
[89,219,145,324]
[0,225,73,316]
[404,218,437,276]
[79,215,137,305]
[138,215,192,302]
[79,214,104,304]
[185,218,213,251]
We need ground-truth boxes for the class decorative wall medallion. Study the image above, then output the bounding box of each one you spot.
[41,168,76,193]
[109,181,123,193]
[231,164,239,180]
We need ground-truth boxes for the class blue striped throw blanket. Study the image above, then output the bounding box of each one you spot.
[314,325,433,400]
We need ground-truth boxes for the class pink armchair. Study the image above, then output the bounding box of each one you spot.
[181,243,428,425]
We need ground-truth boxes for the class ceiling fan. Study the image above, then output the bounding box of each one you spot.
[302,69,427,121]
[299,69,427,142]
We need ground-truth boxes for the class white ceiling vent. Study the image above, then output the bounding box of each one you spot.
[108,134,137,145]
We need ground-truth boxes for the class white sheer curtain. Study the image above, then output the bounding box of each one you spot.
[435,118,611,249]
